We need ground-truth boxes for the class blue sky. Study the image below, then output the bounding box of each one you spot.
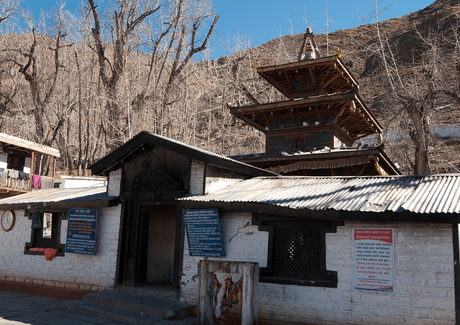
[24,0,435,57]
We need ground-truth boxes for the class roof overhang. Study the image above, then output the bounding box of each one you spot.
[234,147,401,176]
[256,56,359,98]
[0,133,60,157]
[229,91,382,139]
[0,187,118,210]
[90,131,277,177]
[180,199,460,224]
[179,174,460,222]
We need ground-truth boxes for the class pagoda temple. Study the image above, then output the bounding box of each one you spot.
[229,28,400,176]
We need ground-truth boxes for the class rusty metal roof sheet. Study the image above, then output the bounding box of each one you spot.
[180,174,460,214]
[0,187,111,205]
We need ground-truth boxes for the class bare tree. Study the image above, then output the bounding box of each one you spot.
[86,0,160,148]
[0,0,20,26]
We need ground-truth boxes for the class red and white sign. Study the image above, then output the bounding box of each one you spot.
[352,228,394,292]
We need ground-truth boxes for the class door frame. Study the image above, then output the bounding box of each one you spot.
[116,192,185,290]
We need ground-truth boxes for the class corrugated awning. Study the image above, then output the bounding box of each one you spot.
[180,174,460,215]
[0,186,117,209]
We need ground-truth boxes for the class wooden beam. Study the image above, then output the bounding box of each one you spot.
[333,125,355,146]
[323,72,341,89]
[0,134,60,157]
[347,118,362,131]
[262,113,273,130]
[307,67,317,87]
[38,154,43,176]
[333,104,348,124]
[352,126,373,140]
[260,73,289,97]
[288,109,299,127]
[257,57,339,74]
[337,115,354,127]
[356,163,369,176]
[230,91,356,115]
[284,71,293,90]
[238,115,266,132]
[354,96,382,132]
[335,80,350,92]
[319,66,333,87]
[52,157,56,178]
[29,151,34,191]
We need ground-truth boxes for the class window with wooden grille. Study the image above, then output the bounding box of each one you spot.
[253,216,341,287]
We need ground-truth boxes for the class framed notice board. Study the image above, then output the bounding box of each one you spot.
[353,228,394,292]
[183,208,224,257]
[65,208,98,256]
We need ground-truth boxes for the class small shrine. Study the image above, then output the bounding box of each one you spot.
[229,27,400,176]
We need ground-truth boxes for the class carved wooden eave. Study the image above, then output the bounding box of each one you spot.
[233,147,401,176]
[229,91,382,139]
[256,56,359,98]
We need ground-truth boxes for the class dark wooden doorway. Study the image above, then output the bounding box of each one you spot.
[117,194,184,289]
[145,205,176,284]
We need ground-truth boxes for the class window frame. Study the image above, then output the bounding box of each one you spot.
[24,210,67,257]
[252,214,342,288]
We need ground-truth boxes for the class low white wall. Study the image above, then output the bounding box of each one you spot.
[180,213,455,324]
[0,204,121,292]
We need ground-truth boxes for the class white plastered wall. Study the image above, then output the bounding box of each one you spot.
[0,204,122,292]
[180,213,455,324]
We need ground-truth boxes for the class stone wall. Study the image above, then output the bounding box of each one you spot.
[0,204,122,292]
[180,213,455,324]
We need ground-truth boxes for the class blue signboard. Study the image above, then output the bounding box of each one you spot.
[65,208,98,256]
[183,209,224,257]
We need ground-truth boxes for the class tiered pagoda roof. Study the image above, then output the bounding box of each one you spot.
[256,55,358,98]
[228,28,400,176]
[230,89,381,144]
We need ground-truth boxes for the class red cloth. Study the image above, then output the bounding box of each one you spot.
[29,247,46,252]
[32,174,41,189]
[44,248,59,261]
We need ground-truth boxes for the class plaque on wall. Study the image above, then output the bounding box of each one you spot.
[65,208,98,256]
[183,209,224,257]
[352,228,394,292]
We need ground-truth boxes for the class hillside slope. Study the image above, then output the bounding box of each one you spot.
[221,0,460,173]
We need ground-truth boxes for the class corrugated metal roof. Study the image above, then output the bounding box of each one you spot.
[0,187,110,205]
[180,174,460,214]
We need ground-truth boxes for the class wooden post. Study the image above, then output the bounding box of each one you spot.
[38,154,43,176]
[52,157,56,178]
[28,151,34,191]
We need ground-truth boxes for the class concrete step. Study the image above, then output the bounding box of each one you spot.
[61,300,196,325]
[81,291,192,320]
[115,285,181,301]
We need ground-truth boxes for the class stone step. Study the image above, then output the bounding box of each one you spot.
[115,285,181,301]
[82,291,192,320]
[61,300,196,325]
